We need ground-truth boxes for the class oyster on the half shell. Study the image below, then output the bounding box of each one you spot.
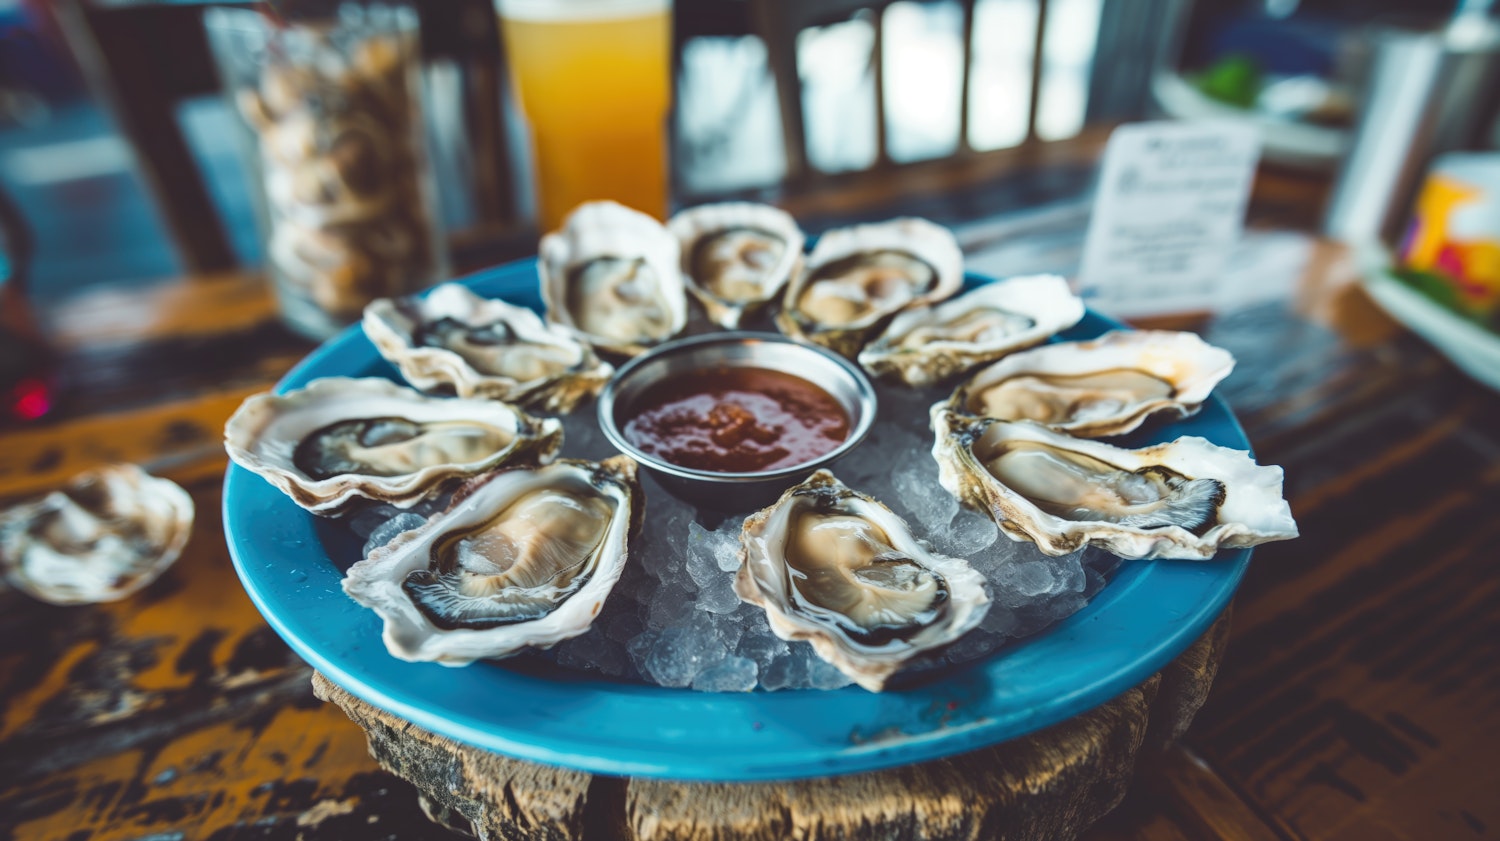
[539,201,688,356]
[342,456,642,664]
[0,464,194,605]
[224,377,563,515]
[668,202,805,329]
[943,330,1235,437]
[364,283,613,413]
[735,470,989,691]
[776,217,964,359]
[858,275,1085,386]
[932,409,1297,560]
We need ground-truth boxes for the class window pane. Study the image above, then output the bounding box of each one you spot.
[1035,0,1102,141]
[883,0,964,164]
[967,0,1038,151]
[676,35,786,195]
[799,14,878,174]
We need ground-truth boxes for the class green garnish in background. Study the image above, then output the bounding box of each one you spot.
[1194,54,1263,109]
[1392,267,1500,334]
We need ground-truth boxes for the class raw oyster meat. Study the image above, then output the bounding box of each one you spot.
[343,456,642,664]
[777,217,963,359]
[364,283,613,412]
[734,470,989,691]
[668,202,805,328]
[539,201,688,356]
[932,409,1297,560]
[859,275,1085,386]
[224,377,562,515]
[944,330,1235,437]
[0,464,194,605]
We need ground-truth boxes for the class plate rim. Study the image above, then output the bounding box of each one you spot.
[223,260,1251,781]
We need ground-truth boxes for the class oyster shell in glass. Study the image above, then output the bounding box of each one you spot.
[776,217,963,359]
[943,330,1235,437]
[364,283,613,413]
[735,469,989,691]
[668,202,805,328]
[932,409,1297,560]
[0,464,194,605]
[858,275,1085,386]
[539,201,687,356]
[342,456,641,664]
[224,377,563,515]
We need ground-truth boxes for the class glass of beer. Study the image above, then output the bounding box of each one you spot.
[495,0,672,231]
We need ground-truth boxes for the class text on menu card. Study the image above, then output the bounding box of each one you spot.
[1078,121,1261,318]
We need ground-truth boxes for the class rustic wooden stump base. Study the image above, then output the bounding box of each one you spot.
[313,611,1230,841]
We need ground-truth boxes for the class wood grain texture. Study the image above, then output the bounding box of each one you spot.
[1186,369,1500,841]
[0,476,459,840]
[626,677,1157,841]
[1083,747,1288,841]
[313,672,597,841]
[0,387,251,502]
[302,611,1230,841]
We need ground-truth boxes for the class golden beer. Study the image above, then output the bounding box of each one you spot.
[497,0,672,231]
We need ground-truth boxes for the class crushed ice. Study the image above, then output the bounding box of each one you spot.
[337,374,1122,692]
[526,376,1121,692]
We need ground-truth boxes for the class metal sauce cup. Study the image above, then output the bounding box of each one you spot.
[597,332,878,512]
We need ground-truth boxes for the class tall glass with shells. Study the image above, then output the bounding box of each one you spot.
[205,5,447,340]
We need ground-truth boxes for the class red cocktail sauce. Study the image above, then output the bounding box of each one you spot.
[622,366,850,473]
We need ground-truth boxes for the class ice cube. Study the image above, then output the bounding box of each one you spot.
[647,582,698,630]
[941,510,1000,558]
[644,623,728,688]
[691,656,758,692]
[684,524,722,587]
[627,628,660,675]
[737,629,789,670]
[805,656,854,690]
[1003,560,1057,598]
[694,572,742,615]
[758,653,807,692]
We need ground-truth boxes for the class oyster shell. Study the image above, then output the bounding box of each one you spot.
[0,464,194,605]
[776,217,964,359]
[932,409,1297,560]
[224,377,563,515]
[539,201,688,356]
[858,275,1085,386]
[342,456,642,664]
[668,202,805,328]
[944,330,1235,437]
[363,283,613,412]
[735,469,989,691]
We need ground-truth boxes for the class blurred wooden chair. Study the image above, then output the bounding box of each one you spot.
[51,0,517,275]
[747,0,1185,191]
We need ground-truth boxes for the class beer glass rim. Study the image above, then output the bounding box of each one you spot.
[495,0,668,23]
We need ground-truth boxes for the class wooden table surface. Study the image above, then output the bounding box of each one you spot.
[2,182,1498,840]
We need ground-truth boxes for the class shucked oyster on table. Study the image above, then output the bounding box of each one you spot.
[668,202,805,329]
[539,200,688,357]
[363,283,614,413]
[0,464,194,605]
[224,377,563,515]
[342,456,642,665]
[777,217,964,359]
[931,408,1298,560]
[735,470,989,691]
[858,274,1086,387]
[943,330,1236,438]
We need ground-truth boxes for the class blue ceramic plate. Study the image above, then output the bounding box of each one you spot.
[224,261,1250,781]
